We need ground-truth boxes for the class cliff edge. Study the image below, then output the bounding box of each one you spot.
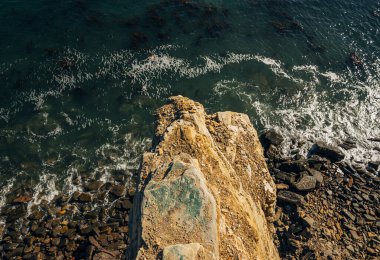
[127,96,279,260]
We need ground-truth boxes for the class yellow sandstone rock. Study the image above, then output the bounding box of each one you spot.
[127,96,279,260]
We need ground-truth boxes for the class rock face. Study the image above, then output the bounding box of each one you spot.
[127,96,279,259]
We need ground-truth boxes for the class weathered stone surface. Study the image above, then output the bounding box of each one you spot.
[78,193,92,203]
[307,168,323,183]
[84,181,104,192]
[294,175,317,191]
[279,160,307,173]
[261,129,284,147]
[109,185,126,197]
[162,243,214,260]
[310,142,345,162]
[127,96,279,260]
[277,190,305,205]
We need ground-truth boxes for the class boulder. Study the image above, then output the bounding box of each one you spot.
[261,129,284,147]
[309,142,345,162]
[126,96,279,260]
[294,175,317,191]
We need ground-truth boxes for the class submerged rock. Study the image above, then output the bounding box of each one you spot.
[127,96,279,259]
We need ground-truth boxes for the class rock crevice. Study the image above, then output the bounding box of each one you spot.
[127,96,279,259]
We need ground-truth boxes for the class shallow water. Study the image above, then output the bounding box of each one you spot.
[0,0,379,211]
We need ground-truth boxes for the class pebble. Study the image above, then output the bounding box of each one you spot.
[276,183,289,190]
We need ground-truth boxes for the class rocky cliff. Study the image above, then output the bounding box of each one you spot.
[127,96,279,259]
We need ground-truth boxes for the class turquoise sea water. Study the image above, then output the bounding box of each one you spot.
[0,0,379,209]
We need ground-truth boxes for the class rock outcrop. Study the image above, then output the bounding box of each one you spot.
[127,96,279,259]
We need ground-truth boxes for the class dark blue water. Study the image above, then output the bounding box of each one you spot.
[0,0,379,211]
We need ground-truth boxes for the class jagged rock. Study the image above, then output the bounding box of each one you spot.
[84,181,104,192]
[368,161,379,171]
[78,193,92,203]
[12,196,32,204]
[339,139,357,150]
[307,168,323,183]
[127,96,279,259]
[368,137,380,142]
[310,142,345,162]
[109,185,126,197]
[261,129,284,147]
[278,160,307,172]
[277,190,305,205]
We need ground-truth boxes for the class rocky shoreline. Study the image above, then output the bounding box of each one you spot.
[261,130,380,259]
[0,97,379,259]
[0,171,138,259]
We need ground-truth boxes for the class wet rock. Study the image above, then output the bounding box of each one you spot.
[78,192,93,203]
[2,243,18,251]
[368,161,379,171]
[118,226,129,233]
[71,191,81,201]
[84,181,104,192]
[309,142,345,162]
[277,190,305,205]
[279,160,307,172]
[12,195,33,204]
[275,170,296,184]
[109,185,126,197]
[261,129,284,147]
[339,139,357,150]
[79,225,93,235]
[350,52,363,66]
[265,144,280,160]
[115,198,133,210]
[367,137,380,142]
[33,227,47,237]
[85,210,99,220]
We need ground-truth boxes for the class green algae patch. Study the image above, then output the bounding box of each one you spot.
[149,174,202,219]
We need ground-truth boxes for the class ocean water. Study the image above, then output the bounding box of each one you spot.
[0,0,379,211]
